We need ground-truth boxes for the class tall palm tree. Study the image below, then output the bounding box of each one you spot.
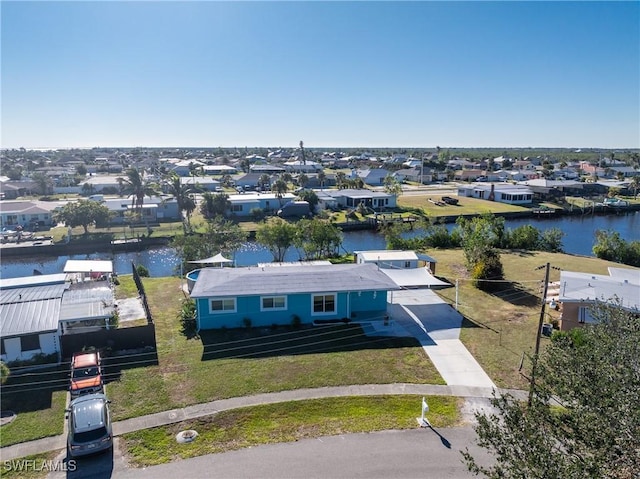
[317,171,326,190]
[166,174,195,234]
[271,178,289,206]
[121,168,157,222]
[629,175,640,199]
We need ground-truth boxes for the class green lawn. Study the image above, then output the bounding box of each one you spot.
[122,395,461,467]
[398,193,530,218]
[431,249,633,389]
[0,451,61,479]
[0,367,68,447]
[107,277,443,420]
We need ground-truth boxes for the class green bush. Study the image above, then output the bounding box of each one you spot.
[0,361,10,385]
[136,264,150,277]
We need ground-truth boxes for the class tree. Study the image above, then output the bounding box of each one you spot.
[172,216,247,273]
[294,218,343,260]
[166,174,196,234]
[31,172,53,195]
[271,178,288,204]
[463,302,640,479]
[76,164,87,176]
[121,168,157,215]
[297,189,319,212]
[456,214,505,290]
[297,173,309,188]
[54,200,111,234]
[255,218,297,262]
[383,174,403,198]
[258,174,271,190]
[317,171,327,189]
[630,175,640,199]
[200,192,230,219]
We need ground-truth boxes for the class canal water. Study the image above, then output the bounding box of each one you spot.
[1,212,638,279]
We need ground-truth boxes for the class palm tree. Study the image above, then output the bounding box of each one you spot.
[317,171,326,190]
[271,178,289,206]
[121,168,157,223]
[166,174,195,234]
[258,174,271,191]
[629,175,640,199]
[297,173,309,188]
[336,171,346,189]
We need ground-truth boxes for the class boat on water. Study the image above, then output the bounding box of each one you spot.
[602,197,630,209]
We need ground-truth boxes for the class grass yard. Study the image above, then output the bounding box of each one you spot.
[431,248,632,389]
[122,395,461,467]
[106,277,443,421]
[0,367,68,447]
[398,194,530,218]
[0,451,61,479]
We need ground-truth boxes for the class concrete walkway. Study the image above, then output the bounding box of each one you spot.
[1,383,526,461]
[387,290,497,389]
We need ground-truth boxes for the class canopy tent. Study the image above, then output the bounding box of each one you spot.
[188,253,233,267]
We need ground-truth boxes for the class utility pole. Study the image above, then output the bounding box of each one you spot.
[529,262,550,406]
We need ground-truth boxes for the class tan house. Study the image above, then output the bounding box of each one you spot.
[556,267,640,331]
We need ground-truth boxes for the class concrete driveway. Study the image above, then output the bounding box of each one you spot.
[384,289,496,389]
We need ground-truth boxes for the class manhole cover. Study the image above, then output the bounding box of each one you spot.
[176,430,198,444]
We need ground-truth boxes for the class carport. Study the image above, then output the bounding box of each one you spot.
[380,267,450,290]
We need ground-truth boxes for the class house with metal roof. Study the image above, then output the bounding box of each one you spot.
[321,189,397,211]
[189,263,400,330]
[354,250,447,289]
[555,267,640,331]
[227,192,296,217]
[0,261,118,363]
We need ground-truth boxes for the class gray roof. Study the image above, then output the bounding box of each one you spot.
[0,274,67,290]
[190,263,400,298]
[60,284,114,321]
[0,298,61,337]
[0,283,68,305]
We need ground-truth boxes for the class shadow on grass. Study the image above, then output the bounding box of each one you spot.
[460,315,500,333]
[200,324,420,361]
[486,281,540,307]
[103,350,159,385]
[0,365,68,414]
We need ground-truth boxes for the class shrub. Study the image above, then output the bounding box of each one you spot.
[291,314,302,329]
[0,361,9,385]
[250,208,266,221]
[242,317,252,329]
[178,298,197,337]
[136,264,150,277]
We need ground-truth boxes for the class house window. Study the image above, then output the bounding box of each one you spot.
[231,205,243,212]
[20,334,40,352]
[312,293,336,315]
[261,296,287,311]
[209,298,237,314]
[578,307,596,324]
[404,261,411,268]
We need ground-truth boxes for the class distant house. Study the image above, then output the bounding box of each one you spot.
[518,179,584,199]
[170,160,206,176]
[178,176,221,192]
[393,167,432,184]
[283,160,322,174]
[190,263,400,330]
[0,181,37,200]
[249,164,286,175]
[0,200,59,229]
[227,192,296,217]
[101,195,180,224]
[457,183,533,205]
[351,168,390,186]
[321,189,397,211]
[454,169,485,182]
[202,165,238,176]
[556,267,640,331]
[235,173,267,190]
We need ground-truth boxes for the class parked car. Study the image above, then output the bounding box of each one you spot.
[441,196,459,205]
[66,393,112,458]
[70,351,103,398]
[277,201,311,218]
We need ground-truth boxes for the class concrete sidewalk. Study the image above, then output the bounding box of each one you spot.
[1,383,526,461]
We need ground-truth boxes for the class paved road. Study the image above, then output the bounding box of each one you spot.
[110,427,489,479]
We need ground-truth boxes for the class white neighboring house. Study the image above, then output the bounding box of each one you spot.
[170,159,206,176]
[557,267,640,331]
[457,183,533,205]
[321,189,397,211]
[0,200,60,229]
[202,165,238,176]
[101,195,180,224]
[283,160,323,173]
[179,176,221,192]
[227,192,296,217]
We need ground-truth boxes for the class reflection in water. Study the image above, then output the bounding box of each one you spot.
[1,212,637,279]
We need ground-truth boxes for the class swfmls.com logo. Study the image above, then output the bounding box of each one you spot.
[3,459,77,472]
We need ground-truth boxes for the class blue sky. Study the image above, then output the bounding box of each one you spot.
[2,1,638,149]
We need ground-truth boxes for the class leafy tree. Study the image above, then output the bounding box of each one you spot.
[629,175,640,199]
[31,172,53,195]
[506,224,540,250]
[463,302,640,479]
[200,192,230,219]
[172,216,247,273]
[76,164,87,176]
[539,228,564,253]
[383,174,403,197]
[593,230,640,267]
[255,218,297,262]
[258,174,271,190]
[457,214,505,290]
[54,200,111,234]
[294,218,343,260]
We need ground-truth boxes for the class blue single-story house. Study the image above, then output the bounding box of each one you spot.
[189,263,400,330]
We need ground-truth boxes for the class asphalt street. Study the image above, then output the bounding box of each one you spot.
[104,427,491,479]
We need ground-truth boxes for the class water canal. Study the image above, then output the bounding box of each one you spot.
[1,212,638,279]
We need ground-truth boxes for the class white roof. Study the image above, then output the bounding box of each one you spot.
[357,250,418,262]
[0,273,67,290]
[228,193,296,202]
[63,260,113,274]
[558,269,640,312]
[380,268,450,288]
